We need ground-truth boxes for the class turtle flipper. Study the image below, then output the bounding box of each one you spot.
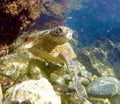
[61,50,86,102]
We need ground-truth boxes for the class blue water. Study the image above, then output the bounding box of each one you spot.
[66,0,120,46]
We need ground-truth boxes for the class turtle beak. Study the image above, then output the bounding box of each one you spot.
[66,31,73,40]
[64,27,73,40]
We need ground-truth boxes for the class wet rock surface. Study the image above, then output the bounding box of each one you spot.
[33,0,68,30]
[78,37,120,79]
[87,77,120,98]
[0,0,43,44]
[0,84,3,104]
[4,78,61,104]
[74,37,120,103]
[90,97,111,104]
[110,94,120,104]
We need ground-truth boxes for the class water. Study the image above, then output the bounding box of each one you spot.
[66,0,120,83]
[66,0,120,46]
[0,1,120,103]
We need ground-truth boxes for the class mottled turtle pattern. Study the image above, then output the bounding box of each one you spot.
[1,26,85,102]
[9,26,76,63]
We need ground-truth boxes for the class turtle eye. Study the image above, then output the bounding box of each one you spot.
[55,27,63,37]
[58,27,62,33]
[51,27,63,37]
[54,28,62,37]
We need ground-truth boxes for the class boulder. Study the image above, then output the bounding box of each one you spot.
[4,78,61,104]
[87,77,120,98]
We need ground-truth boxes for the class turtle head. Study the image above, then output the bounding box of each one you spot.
[50,26,73,44]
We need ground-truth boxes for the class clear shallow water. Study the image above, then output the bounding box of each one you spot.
[66,0,120,46]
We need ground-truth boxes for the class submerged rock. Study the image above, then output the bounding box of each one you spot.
[90,97,111,104]
[34,0,68,30]
[0,84,3,104]
[0,0,43,44]
[4,78,61,104]
[78,38,120,79]
[79,77,90,86]
[87,77,120,98]
[110,94,120,104]
[50,73,68,92]
[75,60,92,80]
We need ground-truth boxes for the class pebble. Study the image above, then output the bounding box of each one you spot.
[0,84,3,104]
[79,77,90,86]
[90,97,111,104]
[50,73,68,92]
[87,77,120,97]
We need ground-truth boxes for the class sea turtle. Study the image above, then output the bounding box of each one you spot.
[9,26,76,62]
[1,26,86,102]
